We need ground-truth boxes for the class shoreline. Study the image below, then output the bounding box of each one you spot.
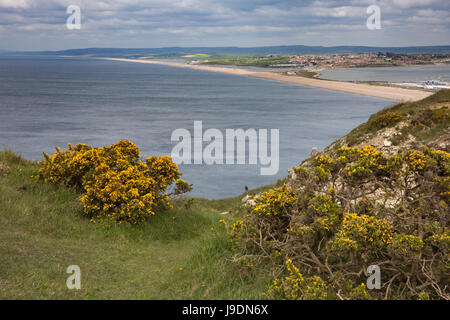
[99,57,433,102]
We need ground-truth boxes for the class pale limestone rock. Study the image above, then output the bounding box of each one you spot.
[309,147,319,158]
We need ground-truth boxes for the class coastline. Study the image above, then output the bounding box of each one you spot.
[99,57,433,102]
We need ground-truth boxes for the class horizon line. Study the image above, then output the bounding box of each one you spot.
[3,44,450,53]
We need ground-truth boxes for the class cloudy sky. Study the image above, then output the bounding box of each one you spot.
[0,0,449,51]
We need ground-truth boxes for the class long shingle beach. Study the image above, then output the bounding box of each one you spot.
[100,57,433,102]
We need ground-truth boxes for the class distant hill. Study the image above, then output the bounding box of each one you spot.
[7,45,450,57]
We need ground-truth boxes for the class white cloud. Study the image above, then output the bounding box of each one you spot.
[0,0,448,50]
[391,0,439,9]
[0,0,31,8]
[310,6,365,18]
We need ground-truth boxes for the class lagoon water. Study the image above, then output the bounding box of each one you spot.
[320,64,450,82]
[0,55,391,198]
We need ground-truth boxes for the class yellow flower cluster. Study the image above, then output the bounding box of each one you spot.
[38,143,100,188]
[427,228,450,251]
[347,283,370,300]
[357,145,382,159]
[37,140,188,224]
[335,145,448,180]
[308,194,340,215]
[251,184,296,216]
[227,219,244,242]
[331,213,394,251]
[424,147,450,176]
[417,291,430,300]
[146,156,181,190]
[434,176,450,202]
[405,150,428,172]
[314,154,336,181]
[314,155,334,167]
[371,112,403,129]
[269,259,329,300]
[287,224,315,241]
[292,166,309,178]
[389,233,424,256]
[346,145,387,178]
[308,195,341,232]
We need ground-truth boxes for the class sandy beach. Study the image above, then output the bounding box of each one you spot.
[100,57,433,102]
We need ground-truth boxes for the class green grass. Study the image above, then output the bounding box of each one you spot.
[201,55,292,67]
[344,89,450,146]
[0,151,272,299]
[294,70,319,78]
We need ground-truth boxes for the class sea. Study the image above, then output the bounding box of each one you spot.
[0,55,393,199]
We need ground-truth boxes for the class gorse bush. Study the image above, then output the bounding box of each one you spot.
[227,145,449,300]
[268,259,331,300]
[37,140,191,224]
[37,141,142,189]
[370,112,403,130]
[411,107,450,128]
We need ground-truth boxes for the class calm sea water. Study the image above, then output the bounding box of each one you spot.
[0,55,391,199]
[320,64,450,82]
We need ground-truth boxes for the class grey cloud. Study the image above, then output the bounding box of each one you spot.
[0,0,448,50]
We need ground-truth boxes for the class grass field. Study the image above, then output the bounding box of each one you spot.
[0,150,276,299]
[200,55,292,67]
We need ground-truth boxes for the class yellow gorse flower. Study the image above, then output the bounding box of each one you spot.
[37,140,189,224]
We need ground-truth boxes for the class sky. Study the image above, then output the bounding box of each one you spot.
[0,0,449,51]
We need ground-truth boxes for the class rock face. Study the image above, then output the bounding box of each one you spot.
[285,91,449,210]
[241,195,250,203]
[242,194,258,207]
[309,147,319,158]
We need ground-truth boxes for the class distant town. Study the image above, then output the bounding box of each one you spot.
[288,52,450,71]
[194,52,450,71]
[188,52,450,90]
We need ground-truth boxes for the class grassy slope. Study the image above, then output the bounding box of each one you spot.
[343,89,450,147]
[0,151,274,299]
[1,90,447,299]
